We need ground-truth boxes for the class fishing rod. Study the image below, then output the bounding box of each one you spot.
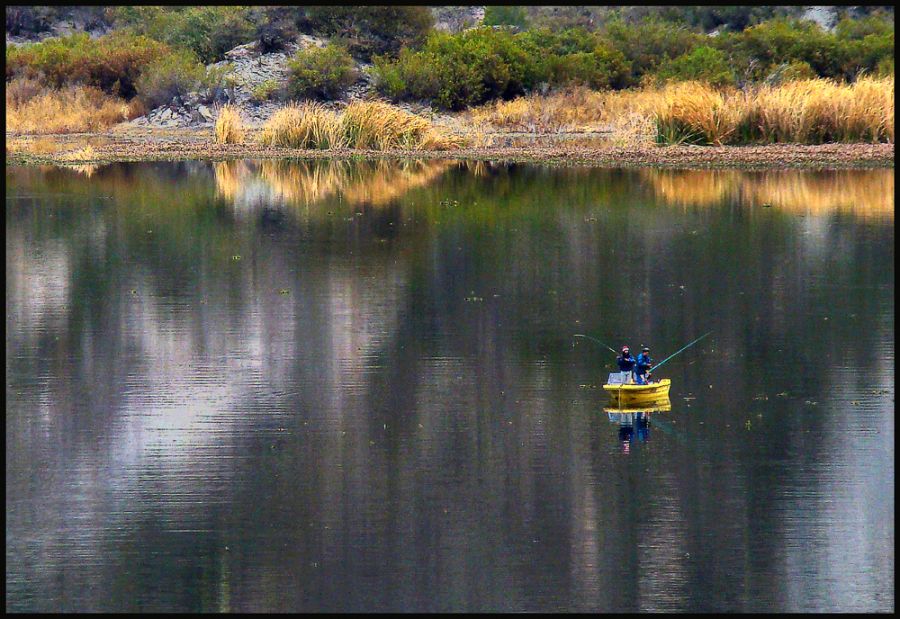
[572,334,618,354]
[650,331,712,374]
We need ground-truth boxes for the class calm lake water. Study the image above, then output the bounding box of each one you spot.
[6,160,894,612]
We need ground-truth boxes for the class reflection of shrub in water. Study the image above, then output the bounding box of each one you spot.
[214,159,452,209]
[646,169,894,219]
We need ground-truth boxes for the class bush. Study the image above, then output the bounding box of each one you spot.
[6,32,171,98]
[287,43,357,101]
[483,6,529,29]
[374,27,629,109]
[251,79,281,103]
[5,7,54,35]
[199,64,238,105]
[135,50,205,107]
[303,7,433,60]
[374,28,532,110]
[657,46,736,87]
[109,7,255,63]
[252,7,300,53]
[766,60,818,84]
[602,18,704,85]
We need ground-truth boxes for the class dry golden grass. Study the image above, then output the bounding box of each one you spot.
[258,102,345,149]
[655,77,894,144]
[57,145,98,162]
[214,104,245,145]
[470,78,894,145]
[256,101,460,150]
[341,101,459,150]
[470,87,607,133]
[651,81,745,145]
[6,81,134,134]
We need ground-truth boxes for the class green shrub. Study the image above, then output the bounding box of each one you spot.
[135,49,205,107]
[198,63,238,104]
[287,44,357,101]
[374,27,629,109]
[657,46,736,87]
[777,60,818,82]
[110,6,255,63]
[483,6,529,29]
[252,7,300,53]
[602,18,704,85]
[251,79,281,102]
[6,32,171,98]
[715,17,894,82]
[303,7,433,60]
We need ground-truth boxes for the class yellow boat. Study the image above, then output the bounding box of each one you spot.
[603,379,671,405]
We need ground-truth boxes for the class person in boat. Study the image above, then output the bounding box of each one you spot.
[616,346,636,376]
[634,346,654,384]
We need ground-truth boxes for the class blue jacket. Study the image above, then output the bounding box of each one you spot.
[635,352,653,375]
[617,354,636,371]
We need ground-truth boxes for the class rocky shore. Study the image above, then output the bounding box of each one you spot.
[7,130,894,170]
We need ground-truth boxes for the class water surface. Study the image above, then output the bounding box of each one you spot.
[6,160,894,612]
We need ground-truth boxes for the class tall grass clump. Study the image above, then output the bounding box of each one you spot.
[6,81,133,134]
[653,77,894,145]
[652,81,744,145]
[341,101,457,150]
[214,105,245,145]
[258,103,345,149]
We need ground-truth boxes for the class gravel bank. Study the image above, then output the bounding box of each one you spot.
[6,131,894,170]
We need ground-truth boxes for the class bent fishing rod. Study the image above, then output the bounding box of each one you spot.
[572,334,618,354]
[650,331,712,374]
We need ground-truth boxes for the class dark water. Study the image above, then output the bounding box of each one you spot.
[6,160,894,612]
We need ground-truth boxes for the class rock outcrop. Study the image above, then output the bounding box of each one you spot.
[127,34,377,130]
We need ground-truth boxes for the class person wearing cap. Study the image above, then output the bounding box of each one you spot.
[634,346,654,384]
[616,346,636,373]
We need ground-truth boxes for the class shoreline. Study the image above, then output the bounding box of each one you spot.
[6,130,895,170]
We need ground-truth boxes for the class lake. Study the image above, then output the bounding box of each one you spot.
[6,160,894,612]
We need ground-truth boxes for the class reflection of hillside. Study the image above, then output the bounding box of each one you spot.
[646,169,893,220]
[214,159,452,209]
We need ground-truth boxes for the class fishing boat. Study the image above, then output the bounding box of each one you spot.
[603,378,671,405]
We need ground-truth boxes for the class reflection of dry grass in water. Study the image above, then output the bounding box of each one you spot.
[340,160,452,204]
[647,169,894,219]
[64,164,99,177]
[213,160,253,202]
[214,159,452,207]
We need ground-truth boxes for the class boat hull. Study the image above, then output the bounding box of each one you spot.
[603,379,671,405]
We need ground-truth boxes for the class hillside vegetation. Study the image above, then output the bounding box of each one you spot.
[5,6,895,146]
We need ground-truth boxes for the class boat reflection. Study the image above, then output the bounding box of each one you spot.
[604,397,671,453]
